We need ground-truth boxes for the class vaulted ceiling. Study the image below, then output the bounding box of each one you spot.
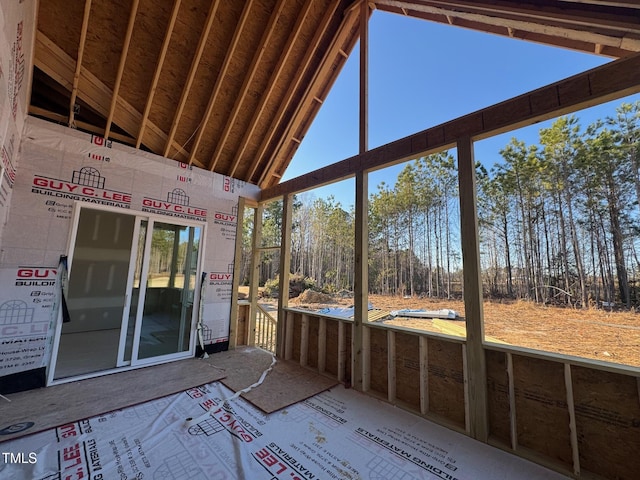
[30,1,640,190]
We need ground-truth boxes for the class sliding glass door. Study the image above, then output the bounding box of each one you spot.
[127,220,201,362]
[54,208,136,378]
[53,205,203,380]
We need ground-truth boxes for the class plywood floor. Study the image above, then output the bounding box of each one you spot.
[208,346,339,413]
[0,357,225,442]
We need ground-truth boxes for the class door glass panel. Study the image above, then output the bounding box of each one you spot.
[137,222,201,359]
[123,220,148,363]
[54,208,135,379]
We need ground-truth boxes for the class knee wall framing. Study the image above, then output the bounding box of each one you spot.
[277,308,640,480]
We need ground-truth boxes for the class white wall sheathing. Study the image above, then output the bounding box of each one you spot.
[0,382,568,479]
[0,117,259,378]
[0,0,35,246]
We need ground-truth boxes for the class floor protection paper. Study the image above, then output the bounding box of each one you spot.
[0,382,568,479]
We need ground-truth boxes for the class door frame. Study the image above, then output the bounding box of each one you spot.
[47,201,207,386]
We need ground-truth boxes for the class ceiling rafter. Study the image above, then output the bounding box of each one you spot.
[231,0,316,178]
[163,0,221,158]
[376,1,640,54]
[212,0,289,175]
[31,0,640,191]
[246,0,343,183]
[104,0,140,139]
[68,0,92,128]
[260,19,361,187]
[32,106,136,145]
[257,5,362,185]
[136,0,182,149]
[381,0,640,32]
[34,31,204,167]
[559,0,640,8]
[186,0,255,168]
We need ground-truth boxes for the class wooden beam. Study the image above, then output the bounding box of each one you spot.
[163,0,220,158]
[361,325,371,391]
[457,136,488,442]
[136,0,181,149]
[360,0,369,154]
[68,0,92,128]
[557,0,640,9]
[388,330,397,403]
[300,314,309,366]
[284,312,294,360]
[30,106,135,145]
[462,346,471,434]
[419,336,429,415]
[564,363,581,477]
[248,204,263,348]
[375,0,640,37]
[229,0,314,180]
[352,169,368,391]
[228,196,246,349]
[261,51,640,201]
[258,6,363,186]
[318,317,327,373]
[251,2,339,185]
[214,0,288,176]
[352,0,369,395]
[338,321,346,382]
[249,1,344,183]
[34,31,202,164]
[186,0,254,169]
[507,352,518,450]
[277,194,293,358]
[104,0,139,139]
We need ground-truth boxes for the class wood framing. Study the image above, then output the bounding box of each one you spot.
[67,0,92,128]
[247,1,346,183]
[359,0,369,155]
[163,0,220,158]
[261,50,640,201]
[191,0,254,168]
[136,0,181,148]
[276,194,293,358]
[352,170,368,391]
[228,197,247,350]
[104,0,140,139]
[31,1,640,187]
[248,204,263,348]
[258,4,364,187]
[457,136,488,441]
[352,1,370,393]
[230,0,316,179]
[26,3,640,479]
[278,306,640,478]
[373,0,640,58]
[213,0,288,174]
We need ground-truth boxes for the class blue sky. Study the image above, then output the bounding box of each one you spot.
[283,10,638,209]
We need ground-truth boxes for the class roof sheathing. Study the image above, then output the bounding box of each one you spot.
[148,0,212,139]
[121,0,173,117]
[262,1,362,187]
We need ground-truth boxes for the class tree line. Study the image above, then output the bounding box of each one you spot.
[241,101,640,308]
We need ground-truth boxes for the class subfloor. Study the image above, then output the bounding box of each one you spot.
[0,348,569,479]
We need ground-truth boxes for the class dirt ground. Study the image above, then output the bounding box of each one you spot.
[284,292,640,368]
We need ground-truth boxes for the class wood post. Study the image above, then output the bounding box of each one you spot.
[457,136,489,442]
[277,194,293,357]
[248,204,263,348]
[352,0,369,391]
[229,197,246,348]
